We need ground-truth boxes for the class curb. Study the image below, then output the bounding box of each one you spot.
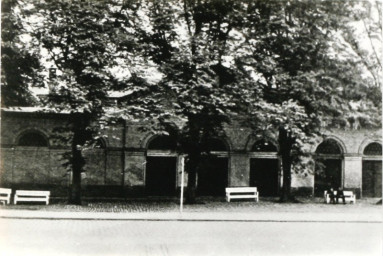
[0,215,382,223]
[1,210,382,223]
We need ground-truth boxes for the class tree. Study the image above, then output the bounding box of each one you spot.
[6,0,380,205]
[341,1,382,88]
[238,0,381,201]
[1,0,42,107]
[18,0,158,204]
[131,0,254,203]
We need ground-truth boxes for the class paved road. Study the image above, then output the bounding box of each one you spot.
[0,219,382,256]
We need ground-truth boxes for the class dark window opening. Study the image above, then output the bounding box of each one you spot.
[314,159,342,196]
[18,132,48,147]
[362,160,382,198]
[197,157,228,196]
[250,158,279,196]
[146,157,177,196]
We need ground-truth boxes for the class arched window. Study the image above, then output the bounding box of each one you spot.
[251,139,277,152]
[18,132,48,147]
[148,135,177,150]
[316,139,342,155]
[363,143,382,156]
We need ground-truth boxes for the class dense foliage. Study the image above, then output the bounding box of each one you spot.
[2,0,381,203]
[1,0,42,107]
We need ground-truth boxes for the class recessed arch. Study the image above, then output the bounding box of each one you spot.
[361,141,382,198]
[147,135,177,150]
[314,136,346,155]
[140,122,179,149]
[251,139,278,152]
[16,129,49,147]
[315,138,343,155]
[314,137,344,197]
[358,138,382,155]
[144,132,178,196]
[363,142,382,156]
[248,138,279,196]
[197,136,230,196]
[246,135,279,152]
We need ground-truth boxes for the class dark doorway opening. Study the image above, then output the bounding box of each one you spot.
[314,159,342,197]
[250,158,279,196]
[362,160,382,198]
[197,157,228,196]
[146,157,177,196]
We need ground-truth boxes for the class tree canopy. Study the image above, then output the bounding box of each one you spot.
[1,0,43,107]
[2,0,381,203]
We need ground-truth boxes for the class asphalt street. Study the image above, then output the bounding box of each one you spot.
[0,218,382,256]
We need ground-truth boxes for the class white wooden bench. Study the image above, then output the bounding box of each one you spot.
[0,188,12,205]
[324,190,356,204]
[14,190,50,205]
[226,187,259,202]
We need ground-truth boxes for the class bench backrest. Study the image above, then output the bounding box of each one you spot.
[226,187,257,193]
[0,188,12,194]
[15,190,50,196]
[343,191,354,196]
[325,190,354,196]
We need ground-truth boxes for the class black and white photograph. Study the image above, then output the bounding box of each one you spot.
[0,0,382,255]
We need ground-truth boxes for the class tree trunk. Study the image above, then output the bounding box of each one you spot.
[185,168,197,204]
[68,166,82,204]
[184,138,201,204]
[68,113,89,205]
[278,127,296,202]
[280,151,292,202]
[68,130,83,205]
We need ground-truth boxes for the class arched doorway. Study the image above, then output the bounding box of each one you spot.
[362,142,382,198]
[146,135,177,196]
[197,138,229,196]
[314,139,343,196]
[249,139,279,196]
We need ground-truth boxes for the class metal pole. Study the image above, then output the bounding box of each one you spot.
[180,155,185,213]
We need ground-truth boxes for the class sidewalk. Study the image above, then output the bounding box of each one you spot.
[0,208,382,222]
[1,198,382,222]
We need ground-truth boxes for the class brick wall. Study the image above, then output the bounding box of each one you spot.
[1,110,381,199]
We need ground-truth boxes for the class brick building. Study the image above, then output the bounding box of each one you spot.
[1,108,381,199]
